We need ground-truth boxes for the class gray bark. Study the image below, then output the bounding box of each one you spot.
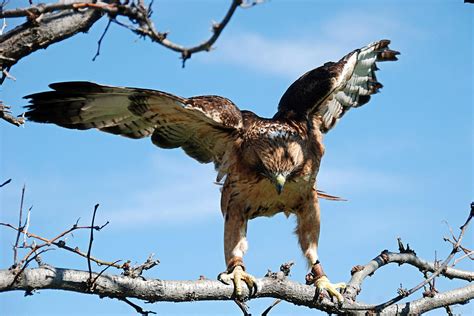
[1,266,472,315]
[0,6,102,71]
[345,251,474,301]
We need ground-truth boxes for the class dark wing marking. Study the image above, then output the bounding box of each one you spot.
[24,82,173,138]
[150,95,243,163]
[275,40,399,132]
[25,82,243,164]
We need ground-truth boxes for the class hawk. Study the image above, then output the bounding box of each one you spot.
[24,40,399,301]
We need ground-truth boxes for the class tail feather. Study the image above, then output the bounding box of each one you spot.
[316,190,347,201]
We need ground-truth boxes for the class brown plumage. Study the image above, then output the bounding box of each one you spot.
[24,40,399,299]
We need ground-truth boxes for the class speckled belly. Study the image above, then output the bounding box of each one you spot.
[229,177,313,219]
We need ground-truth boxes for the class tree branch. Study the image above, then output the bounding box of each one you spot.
[1,199,473,314]
[0,0,245,76]
[0,102,24,126]
[0,266,472,315]
[0,1,103,82]
[345,251,473,302]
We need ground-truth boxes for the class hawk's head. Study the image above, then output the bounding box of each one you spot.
[243,136,306,195]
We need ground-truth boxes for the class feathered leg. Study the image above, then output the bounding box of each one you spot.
[218,209,257,298]
[296,190,345,302]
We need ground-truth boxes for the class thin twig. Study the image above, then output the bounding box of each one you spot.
[374,206,473,311]
[453,250,474,266]
[13,185,26,267]
[0,0,244,67]
[240,0,266,9]
[261,299,281,316]
[0,179,11,187]
[0,17,6,35]
[122,254,160,278]
[0,102,25,126]
[444,237,474,260]
[234,299,251,316]
[91,259,122,286]
[1,221,118,269]
[445,305,454,316]
[22,206,32,246]
[116,297,156,316]
[92,18,112,61]
[87,204,100,285]
[9,248,52,287]
[2,68,16,81]
[461,202,473,231]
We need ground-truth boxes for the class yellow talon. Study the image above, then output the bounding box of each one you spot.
[315,276,346,302]
[218,266,257,298]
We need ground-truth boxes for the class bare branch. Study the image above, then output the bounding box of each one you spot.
[0,266,472,315]
[0,1,103,81]
[1,203,472,314]
[116,297,156,316]
[346,250,473,303]
[1,2,89,18]
[0,0,247,76]
[373,208,472,311]
[453,250,474,266]
[122,254,160,278]
[0,204,472,314]
[234,299,251,316]
[445,238,473,261]
[12,185,26,268]
[86,204,100,285]
[261,299,282,316]
[0,18,6,35]
[240,0,266,9]
[8,249,53,287]
[0,102,24,126]
[22,206,32,246]
[90,260,122,289]
[2,68,15,81]
[0,221,120,269]
[92,18,112,61]
[0,179,12,187]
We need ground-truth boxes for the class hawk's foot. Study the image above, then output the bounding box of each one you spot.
[306,262,346,303]
[218,265,257,298]
[314,276,346,302]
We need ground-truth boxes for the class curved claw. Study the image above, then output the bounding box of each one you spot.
[315,276,346,302]
[218,266,257,298]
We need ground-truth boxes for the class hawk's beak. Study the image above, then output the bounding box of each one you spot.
[275,174,286,195]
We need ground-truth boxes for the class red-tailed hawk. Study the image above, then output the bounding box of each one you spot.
[24,40,399,301]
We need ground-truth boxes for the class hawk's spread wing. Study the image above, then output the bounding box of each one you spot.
[25,82,243,164]
[275,40,399,132]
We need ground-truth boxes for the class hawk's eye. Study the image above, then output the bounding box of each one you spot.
[254,162,270,177]
[286,166,303,181]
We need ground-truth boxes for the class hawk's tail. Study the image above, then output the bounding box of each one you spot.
[316,190,347,201]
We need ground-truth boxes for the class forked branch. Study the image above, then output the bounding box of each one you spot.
[0,0,249,81]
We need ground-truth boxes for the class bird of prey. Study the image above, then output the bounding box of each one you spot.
[24,40,399,301]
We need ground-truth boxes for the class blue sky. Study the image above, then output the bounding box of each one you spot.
[1,1,472,315]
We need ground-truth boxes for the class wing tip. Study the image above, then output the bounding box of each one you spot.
[376,39,391,49]
[23,81,96,99]
[377,49,400,61]
[48,81,102,92]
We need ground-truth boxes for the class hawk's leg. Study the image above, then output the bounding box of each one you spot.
[218,212,257,298]
[296,191,346,302]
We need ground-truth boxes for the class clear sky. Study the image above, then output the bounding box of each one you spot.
[1,1,472,315]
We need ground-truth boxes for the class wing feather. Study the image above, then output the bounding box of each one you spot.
[275,39,399,132]
[24,82,243,164]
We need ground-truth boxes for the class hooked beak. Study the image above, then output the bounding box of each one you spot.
[275,174,286,195]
